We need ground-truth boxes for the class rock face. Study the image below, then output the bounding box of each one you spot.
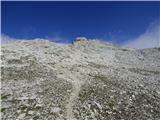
[75,37,87,41]
[1,39,160,120]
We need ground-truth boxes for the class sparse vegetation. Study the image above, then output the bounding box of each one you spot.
[129,68,160,76]
[33,116,39,120]
[20,105,28,112]
[1,94,10,100]
[1,108,6,112]
[1,40,160,119]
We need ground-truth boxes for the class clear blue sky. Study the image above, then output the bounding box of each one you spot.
[2,1,160,43]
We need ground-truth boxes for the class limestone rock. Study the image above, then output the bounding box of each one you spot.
[1,39,160,120]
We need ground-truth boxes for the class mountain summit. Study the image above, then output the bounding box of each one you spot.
[1,39,160,120]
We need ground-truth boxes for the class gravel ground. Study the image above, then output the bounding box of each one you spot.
[1,39,160,120]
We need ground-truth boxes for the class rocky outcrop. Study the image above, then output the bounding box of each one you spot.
[1,39,160,120]
[75,37,87,41]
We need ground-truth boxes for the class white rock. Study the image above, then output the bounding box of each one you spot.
[28,111,34,115]
[75,37,87,41]
[51,107,61,113]
[17,113,26,120]
[132,95,135,99]
[94,101,102,110]
[156,91,160,94]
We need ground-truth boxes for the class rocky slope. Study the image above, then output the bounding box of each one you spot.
[1,38,160,120]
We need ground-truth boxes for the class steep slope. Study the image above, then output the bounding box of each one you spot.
[1,39,160,120]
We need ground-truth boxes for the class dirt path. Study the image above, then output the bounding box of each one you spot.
[19,45,83,120]
[65,77,83,120]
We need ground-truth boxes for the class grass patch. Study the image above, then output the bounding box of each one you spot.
[33,116,39,120]
[1,108,5,112]
[1,94,10,100]
[19,105,28,112]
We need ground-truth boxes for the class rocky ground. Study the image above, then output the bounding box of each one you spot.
[1,38,160,120]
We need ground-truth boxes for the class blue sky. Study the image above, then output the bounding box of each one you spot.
[1,1,160,47]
